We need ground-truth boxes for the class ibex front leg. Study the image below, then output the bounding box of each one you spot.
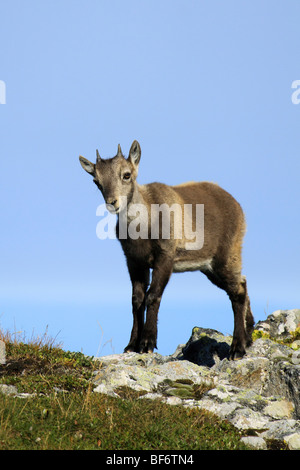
[124,262,150,353]
[139,255,173,353]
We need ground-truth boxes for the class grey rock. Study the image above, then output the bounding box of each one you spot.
[0,340,6,365]
[283,432,300,450]
[196,397,241,419]
[240,436,267,450]
[263,400,295,419]
[0,383,36,399]
[265,361,300,417]
[91,309,300,449]
[260,419,298,440]
[93,353,213,397]
[230,407,271,431]
[255,309,300,341]
[248,337,292,360]
[0,384,18,396]
[174,327,231,367]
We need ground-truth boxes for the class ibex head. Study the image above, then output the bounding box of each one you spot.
[79,140,141,214]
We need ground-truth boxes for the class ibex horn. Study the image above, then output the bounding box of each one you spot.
[96,149,101,162]
[117,144,123,157]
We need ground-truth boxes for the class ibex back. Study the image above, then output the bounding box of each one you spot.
[79,140,254,359]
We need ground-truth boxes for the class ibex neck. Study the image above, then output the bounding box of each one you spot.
[118,183,144,223]
[130,183,144,206]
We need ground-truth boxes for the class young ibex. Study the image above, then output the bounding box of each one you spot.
[79,141,254,359]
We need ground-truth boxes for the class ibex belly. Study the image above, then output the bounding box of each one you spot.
[173,257,213,273]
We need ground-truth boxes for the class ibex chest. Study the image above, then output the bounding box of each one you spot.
[118,236,155,268]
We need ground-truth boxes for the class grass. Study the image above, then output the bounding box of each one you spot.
[0,327,251,450]
[0,392,251,450]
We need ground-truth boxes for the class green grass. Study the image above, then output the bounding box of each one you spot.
[0,392,250,450]
[0,328,250,450]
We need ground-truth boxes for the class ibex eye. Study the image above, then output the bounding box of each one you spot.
[123,172,131,181]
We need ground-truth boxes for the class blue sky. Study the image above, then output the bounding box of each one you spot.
[0,1,299,357]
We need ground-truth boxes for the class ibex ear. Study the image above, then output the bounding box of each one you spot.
[128,140,141,167]
[79,156,95,176]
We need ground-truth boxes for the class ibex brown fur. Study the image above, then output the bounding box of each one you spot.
[79,140,254,359]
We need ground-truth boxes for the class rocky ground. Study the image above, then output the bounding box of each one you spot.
[1,309,299,450]
[92,309,300,450]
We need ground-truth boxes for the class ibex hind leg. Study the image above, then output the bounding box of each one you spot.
[203,268,254,360]
[228,276,254,360]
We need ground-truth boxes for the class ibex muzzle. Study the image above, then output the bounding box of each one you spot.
[79,140,254,360]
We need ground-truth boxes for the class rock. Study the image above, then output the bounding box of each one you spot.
[0,340,6,365]
[267,362,300,418]
[263,400,294,419]
[0,383,36,399]
[229,407,271,431]
[291,340,300,350]
[260,419,298,440]
[93,352,213,397]
[240,436,267,450]
[196,397,241,419]
[0,384,18,396]
[215,355,270,394]
[284,432,300,450]
[92,309,300,450]
[255,309,300,341]
[175,327,231,366]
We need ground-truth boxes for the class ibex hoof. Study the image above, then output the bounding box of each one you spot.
[124,347,135,353]
[229,345,246,361]
[138,338,156,354]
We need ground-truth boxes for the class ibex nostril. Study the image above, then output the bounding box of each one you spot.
[108,199,117,206]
